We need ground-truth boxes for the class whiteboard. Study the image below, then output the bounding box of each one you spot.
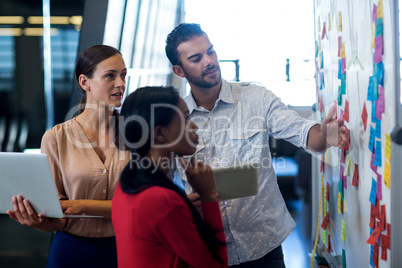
[311,0,401,267]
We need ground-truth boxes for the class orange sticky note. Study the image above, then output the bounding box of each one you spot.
[344,99,349,122]
[321,211,330,229]
[367,224,381,245]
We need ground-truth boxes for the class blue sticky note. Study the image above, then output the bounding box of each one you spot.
[375,119,381,139]
[339,176,344,201]
[367,76,374,101]
[338,59,342,79]
[342,249,346,268]
[376,62,384,86]
[374,140,382,166]
[372,101,377,122]
[321,51,324,68]
[370,245,374,268]
[338,88,343,106]
[369,178,377,205]
[321,72,325,89]
[315,41,318,57]
[376,18,383,37]
[369,126,375,153]
[373,77,379,100]
[340,74,346,94]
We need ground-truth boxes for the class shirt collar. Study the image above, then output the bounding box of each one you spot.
[185,79,235,114]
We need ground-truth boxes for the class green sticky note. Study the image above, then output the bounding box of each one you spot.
[324,196,328,216]
[323,229,327,244]
[341,220,346,242]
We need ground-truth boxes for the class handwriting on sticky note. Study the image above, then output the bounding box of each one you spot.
[374,140,382,167]
[367,224,381,245]
[369,178,377,205]
[370,204,376,229]
[377,0,383,19]
[374,35,383,63]
[385,132,391,161]
[384,160,391,189]
[341,220,346,242]
[321,211,330,229]
[377,174,382,200]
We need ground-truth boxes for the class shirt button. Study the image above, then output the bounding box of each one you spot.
[102,169,107,174]
[103,190,106,194]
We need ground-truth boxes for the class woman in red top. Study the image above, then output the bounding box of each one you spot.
[112,86,228,267]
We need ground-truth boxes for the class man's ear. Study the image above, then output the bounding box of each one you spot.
[172,65,185,78]
[78,74,90,91]
[153,125,166,144]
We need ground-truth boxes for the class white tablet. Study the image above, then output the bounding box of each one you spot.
[213,163,259,200]
[0,152,103,219]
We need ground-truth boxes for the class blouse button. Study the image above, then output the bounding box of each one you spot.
[102,169,107,174]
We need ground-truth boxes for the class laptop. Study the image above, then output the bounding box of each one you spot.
[0,152,103,219]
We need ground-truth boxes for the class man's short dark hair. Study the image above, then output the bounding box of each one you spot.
[165,23,207,66]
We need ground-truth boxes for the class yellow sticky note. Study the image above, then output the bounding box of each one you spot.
[341,42,346,59]
[323,229,327,244]
[325,150,329,163]
[318,37,322,52]
[371,23,376,49]
[338,192,342,214]
[344,156,350,176]
[384,160,391,189]
[338,11,343,32]
[324,191,328,215]
[385,133,391,162]
[348,157,354,176]
[328,13,332,31]
[377,0,383,19]
[318,16,321,33]
[341,220,346,242]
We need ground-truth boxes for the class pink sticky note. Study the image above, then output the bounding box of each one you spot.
[322,22,326,39]
[378,86,385,113]
[338,36,342,57]
[362,102,368,131]
[345,99,350,122]
[372,4,377,23]
[340,109,344,119]
[377,173,382,200]
[374,36,383,63]
[341,58,346,73]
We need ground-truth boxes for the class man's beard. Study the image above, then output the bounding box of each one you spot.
[182,65,222,89]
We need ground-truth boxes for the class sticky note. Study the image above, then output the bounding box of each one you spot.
[382,233,390,249]
[384,160,391,189]
[338,11,342,31]
[321,211,330,229]
[374,36,383,63]
[372,100,377,123]
[371,23,376,49]
[344,99,349,122]
[372,4,377,23]
[339,175,344,201]
[338,59,342,79]
[321,22,326,39]
[373,242,379,267]
[322,229,327,243]
[327,234,332,252]
[352,164,359,187]
[328,13,332,31]
[324,188,327,215]
[380,204,386,230]
[338,192,342,214]
[376,62,384,86]
[369,126,375,153]
[367,224,381,245]
[370,245,374,268]
[385,132,391,161]
[376,18,383,37]
[377,173,382,200]
[369,178,377,205]
[362,101,368,131]
[377,0,383,19]
[343,196,348,213]
[342,249,346,268]
[370,149,377,173]
[381,236,388,260]
[375,119,381,139]
[338,36,342,57]
[377,86,385,114]
[340,73,346,93]
[341,42,346,59]
[367,76,374,101]
[321,51,324,69]
[341,58,346,75]
[341,220,346,242]
[321,72,325,89]
[326,181,330,201]
[374,140,382,167]
[344,155,350,175]
[318,16,321,33]
[370,204,376,229]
